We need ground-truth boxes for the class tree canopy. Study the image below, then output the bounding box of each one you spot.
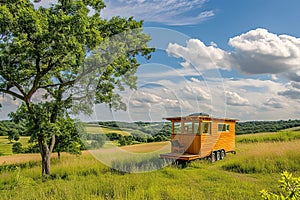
[0,0,154,175]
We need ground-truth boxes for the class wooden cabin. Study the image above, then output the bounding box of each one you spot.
[160,113,237,162]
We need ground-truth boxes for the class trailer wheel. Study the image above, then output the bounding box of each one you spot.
[220,150,226,160]
[216,151,221,161]
[210,152,216,163]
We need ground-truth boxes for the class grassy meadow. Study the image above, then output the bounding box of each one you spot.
[0,130,300,199]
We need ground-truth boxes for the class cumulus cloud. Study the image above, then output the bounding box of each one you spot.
[129,91,192,111]
[229,28,300,75]
[166,28,300,81]
[179,78,210,100]
[291,82,300,89]
[278,82,300,100]
[167,39,232,70]
[101,0,214,25]
[284,71,300,82]
[225,91,249,106]
[263,98,286,109]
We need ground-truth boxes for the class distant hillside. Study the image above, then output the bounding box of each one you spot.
[1,119,300,137]
[86,121,171,145]
[96,120,300,135]
[236,119,300,134]
[89,121,171,137]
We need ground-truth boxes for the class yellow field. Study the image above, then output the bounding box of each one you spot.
[284,126,300,131]
[0,141,169,165]
[121,141,169,153]
[236,132,277,139]
[236,139,300,157]
[0,136,30,156]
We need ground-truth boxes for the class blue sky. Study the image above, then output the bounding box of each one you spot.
[97,0,300,122]
[1,0,300,122]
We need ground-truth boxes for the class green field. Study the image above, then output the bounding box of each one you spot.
[0,130,300,200]
[85,124,131,136]
[236,130,300,143]
[0,136,30,156]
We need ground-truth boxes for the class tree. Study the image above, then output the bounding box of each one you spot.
[0,0,153,175]
[12,142,23,154]
[53,117,84,159]
[7,128,19,143]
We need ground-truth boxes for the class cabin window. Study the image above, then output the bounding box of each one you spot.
[183,122,193,134]
[173,122,200,134]
[194,122,200,134]
[218,124,230,132]
[200,122,211,134]
[182,122,200,134]
[173,122,181,134]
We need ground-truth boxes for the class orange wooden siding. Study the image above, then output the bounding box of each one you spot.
[169,118,236,158]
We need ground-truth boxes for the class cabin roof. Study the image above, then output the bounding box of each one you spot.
[163,115,237,122]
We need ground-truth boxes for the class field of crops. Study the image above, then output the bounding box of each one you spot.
[85,124,131,136]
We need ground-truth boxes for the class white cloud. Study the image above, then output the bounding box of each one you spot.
[229,28,300,75]
[166,28,300,81]
[226,78,285,93]
[94,76,300,121]
[31,0,57,8]
[278,82,300,100]
[225,91,249,106]
[101,0,214,25]
[0,95,20,119]
[0,95,20,106]
[263,98,286,109]
[291,82,300,89]
[167,39,232,70]
[129,90,192,112]
[179,78,210,101]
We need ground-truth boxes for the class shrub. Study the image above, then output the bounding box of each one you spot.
[23,143,40,153]
[260,171,300,199]
[12,142,23,154]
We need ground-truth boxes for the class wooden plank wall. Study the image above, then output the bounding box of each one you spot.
[200,121,235,157]
[171,134,200,154]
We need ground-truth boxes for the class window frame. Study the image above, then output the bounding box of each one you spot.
[218,123,230,132]
[200,121,212,135]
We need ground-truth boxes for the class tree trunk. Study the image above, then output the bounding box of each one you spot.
[38,134,55,175]
[41,151,51,175]
[57,151,61,159]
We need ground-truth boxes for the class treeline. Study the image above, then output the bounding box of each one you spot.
[236,119,300,134]
[0,120,25,136]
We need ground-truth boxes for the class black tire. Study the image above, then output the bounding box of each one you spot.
[211,152,216,163]
[216,151,221,161]
[220,150,225,160]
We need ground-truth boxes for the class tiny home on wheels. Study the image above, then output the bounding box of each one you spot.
[160,113,237,162]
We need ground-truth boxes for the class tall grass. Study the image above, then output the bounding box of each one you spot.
[222,140,300,174]
[0,152,276,200]
[0,133,300,199]
[236,131,300,143]
[111,155,172,173]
